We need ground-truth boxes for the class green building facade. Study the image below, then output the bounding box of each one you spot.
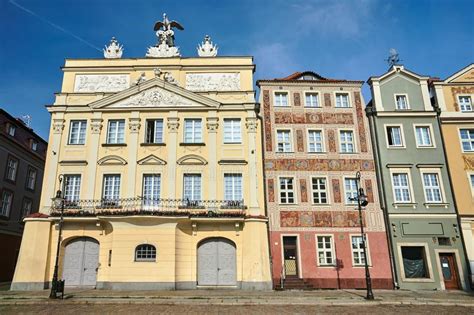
[366,65,470,290]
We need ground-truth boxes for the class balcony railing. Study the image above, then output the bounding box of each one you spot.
[49,197,247,218]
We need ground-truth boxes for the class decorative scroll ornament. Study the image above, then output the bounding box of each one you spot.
[90,119,103,134]
[206,117,219,132]
[128,118,141,133]
[52,119,65,134]
[197,35,218,57]
[103,37,123,59]
[185,73,240,91]
[113,87,191,107]
[167,117,180,132]
[245,117,258,133]
[134,72,147,85]
[146,13,183,58]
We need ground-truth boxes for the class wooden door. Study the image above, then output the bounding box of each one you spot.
[439,253,460,290]
[198,238,236,286]
[62,237,99,287]
[283,236,298,277]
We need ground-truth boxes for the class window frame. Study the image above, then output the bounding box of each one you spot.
[278,176,296,204]
[350,234,372,267]
[338,129,356,153]
[384,124,405,149]
[64,174,82,203]
[142,174,161,206]
[183,173,202,201]
[394,93,410,110]
[21,197,33,218]
[311,176,329,205]
[468,173,474,197]
[223,118,242,144]
[68,120,87,145]
[307,129,325,153]
[145,119,164,144]
[315,234,336,266]
[273,91,290,107]
[334,92,351,108]
[25,166,37,191]
[413,124,436,148]
[458,95,473,112]
[459,128,474,153]
[102,174,121,201]
[223,173,243,201]
[7,124,16,137]
[419,168,446,204]
[398,243,434,282]
[275,129,293,153]
[134,244,157,262]
[106,119,125,144]
[343,177,358,205]
[304,91,321,108]
[4,154,19,183]
[390,168,415,204]
[0,189,14,218]
[31,141,38,151]
[183,118,203,143]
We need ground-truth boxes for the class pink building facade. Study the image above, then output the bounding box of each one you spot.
[257,72,393,289]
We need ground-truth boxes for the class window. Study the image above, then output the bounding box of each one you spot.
[392,173,411,202]
[7,124,16,136]
[0,190,13,217]
[344,178,358,204]
[145,119,163,144]
[68,120,87,145]
[64,175,81,202]
[279,177,295,204]
[21,198,32,218]
[26,167,37,190]
[422,173,442,203]
[470,174,474,194]
[459,96,472,112]
[5,156,18,182]
[106,120,125,144]
[395,94,409,110]
[274,92,288,107]
[351,236,367,266]
[276,130,292,152]
[415,126,433,147]
[460,129,474,152]
[31,141,38,151]
[386,126,403,147]
[305,92,320,107]
[311,177,328,204]
[103,175,121,201]
[224,119,242,143]
[143,174,161,206]
[183,174,201,201]
[316,236,334,265]
[135,244,156,262]
[184,119,202,143]
[335,93,350,108]
[308,130,324,152]
[224,174,242,201]
[339,130,355,153]
[401,246,429,278]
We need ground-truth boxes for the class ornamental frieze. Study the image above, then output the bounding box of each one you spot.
[452,86,474,111]
[112,87,191,107]
[263,90,273,151]
[354,92,368,152]
[185,73,240,91]
[264,158,375,172]
[280,210,365,228]
[74,74,130,93]
[274,112,354,125]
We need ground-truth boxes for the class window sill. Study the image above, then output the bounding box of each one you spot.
[141,143,166,146]
[393,202,417,209]
[67,143,86,146]
[134,260,156,263]
[401,278,435,283]
[276,151,294,154]
[339,152,358,154]
[180,142,205,146]
[424,202,449,209]
[317,264,336,268]
[102,143,127,147]
[387,146,406,150]
[416,146,436,149]
[308,151,327,154]
[223,142,242,145]
[304,106,322,109]
[334,106,352,109]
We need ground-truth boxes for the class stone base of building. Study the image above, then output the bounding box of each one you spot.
[273,278,393,290]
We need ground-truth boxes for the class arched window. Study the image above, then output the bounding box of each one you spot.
[135,244,156,262]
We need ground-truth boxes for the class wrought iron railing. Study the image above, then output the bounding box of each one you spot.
[50,197,247,217]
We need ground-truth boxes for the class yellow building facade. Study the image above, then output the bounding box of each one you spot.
[11,31,272,290]
[431,63,474,285]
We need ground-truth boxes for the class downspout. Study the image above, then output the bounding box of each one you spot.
[433,104,473,290]
[365,105,399,289]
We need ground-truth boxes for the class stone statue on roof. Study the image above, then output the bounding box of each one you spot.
[146,13,183,58]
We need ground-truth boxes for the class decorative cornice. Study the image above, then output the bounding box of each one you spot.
[59,160,88,166]
[177,154,208,165]
[97,155,128,165]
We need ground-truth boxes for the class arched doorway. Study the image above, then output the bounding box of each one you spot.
[197,237,236,286]
[62,237,100,287]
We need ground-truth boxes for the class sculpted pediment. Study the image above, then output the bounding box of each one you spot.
[89,77,220,109]
[137,154,167,165]
[97,155,127,165]
[177,154,208,165]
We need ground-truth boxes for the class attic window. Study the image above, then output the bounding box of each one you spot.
[7,124,16,137]
[31,140,38,151]
[299,75,317,80]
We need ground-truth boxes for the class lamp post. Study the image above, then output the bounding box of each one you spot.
[49,175,64,299]
[349,171,374,300]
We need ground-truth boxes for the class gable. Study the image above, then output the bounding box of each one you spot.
[88,77,221,110]
[448,66,474,83]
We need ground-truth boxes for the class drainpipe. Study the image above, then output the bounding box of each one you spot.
[433,104,473,290]
[365,105,399,289]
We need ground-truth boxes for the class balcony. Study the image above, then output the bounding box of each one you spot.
[49,197,247,218]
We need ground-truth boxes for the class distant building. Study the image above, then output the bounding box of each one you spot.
[0,109,46,282]
[366,65,469,290]
[431,63,474,287]
[257,71,392,289]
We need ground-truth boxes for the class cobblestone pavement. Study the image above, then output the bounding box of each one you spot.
[0,303,473,314]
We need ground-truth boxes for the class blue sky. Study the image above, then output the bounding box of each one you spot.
[1,0,473,139]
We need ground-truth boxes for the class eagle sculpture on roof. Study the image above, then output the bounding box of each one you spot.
[153,14,184,47]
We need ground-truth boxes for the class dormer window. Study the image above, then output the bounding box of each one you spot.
[31,140,38,151]
[459,96,472,112]
[395,94,409,110]
[7,124,16,137]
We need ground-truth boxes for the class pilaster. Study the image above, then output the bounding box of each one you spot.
[246,113,259,214]
[206,114,219,201]
[86,115,103,199]
[128,113,141,198]
[167,113,179,199]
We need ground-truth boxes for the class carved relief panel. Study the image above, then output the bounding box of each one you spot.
[185,73,240,91]
[74,74,130,92]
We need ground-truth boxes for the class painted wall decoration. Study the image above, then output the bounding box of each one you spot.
[354,92,368,153]
[332,179,341,203]
[300,179,308,203]
[294,92,301,106]
[365,179,374,203]
[264,158,374,172]
[324,93,331,107]
[263,90,273,152]
[280,210,365,227]
[74,74,130,92]
[296,129,304,152]
[274,112,354,125]
[328,129,336,152]
[451,87,474,111]
[267,178,275,202]
[463,155,474,170]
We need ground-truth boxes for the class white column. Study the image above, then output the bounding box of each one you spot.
[420,80,432,111]
[166,113,179,199]
[127,112,141,198]
[206,114,219,201]
[246,113,259,215]
[86,115,103,199]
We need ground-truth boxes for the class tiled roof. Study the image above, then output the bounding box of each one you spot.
[257,71,364,85]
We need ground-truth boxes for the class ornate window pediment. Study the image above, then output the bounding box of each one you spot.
[137,154,167,165]
[177,154,208,165]
[97,155,128,165]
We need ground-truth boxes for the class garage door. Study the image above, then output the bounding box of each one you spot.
[62,237,99,287]
[197,238,236,286]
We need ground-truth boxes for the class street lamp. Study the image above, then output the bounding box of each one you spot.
[349,171,374,300]
[49,175,65,299]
